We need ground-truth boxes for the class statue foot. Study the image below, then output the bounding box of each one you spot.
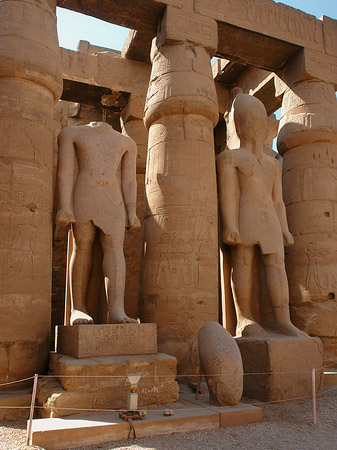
[277,320,308,337]
[108,306,138,324]
[237,319,268,337]
[70,309,94,325]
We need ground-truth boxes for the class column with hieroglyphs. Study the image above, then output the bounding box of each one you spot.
[276,38,337,365]
[0,0,62,383]
[139,6,219,376]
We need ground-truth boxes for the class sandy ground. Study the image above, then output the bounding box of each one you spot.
[1,386,336,450]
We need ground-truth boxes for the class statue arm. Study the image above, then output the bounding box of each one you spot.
[121,138,140,229]
[55,128,76,227]
[272,161,294,246]
[216,152,241,245]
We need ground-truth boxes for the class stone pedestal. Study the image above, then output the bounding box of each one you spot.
[38,324,179,417]
[56,324,157,358]
[236,335,323,402]
[139,6,219,377]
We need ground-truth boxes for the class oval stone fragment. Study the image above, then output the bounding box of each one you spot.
[198,322,243,406]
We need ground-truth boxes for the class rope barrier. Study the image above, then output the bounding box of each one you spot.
[0,376,34,387]
[0,365,335,389]
[0,358,335,388]
[0,387,334,413]
[38,368,333,378]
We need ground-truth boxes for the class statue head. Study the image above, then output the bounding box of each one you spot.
[232,93,269,151]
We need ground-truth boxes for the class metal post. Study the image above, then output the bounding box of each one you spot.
[27,374,38,446]
[311,368,317,425]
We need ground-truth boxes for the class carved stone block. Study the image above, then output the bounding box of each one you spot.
[56,324,157,358]
[236,336,323,402]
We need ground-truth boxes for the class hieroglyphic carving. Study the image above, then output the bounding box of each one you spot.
[194,0,323,51]
[322,16,337,58]
[157,7,218,53]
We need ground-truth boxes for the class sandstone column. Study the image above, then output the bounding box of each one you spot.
[277,78,337,364]
[139,6,219,376]
[0,0,62,383]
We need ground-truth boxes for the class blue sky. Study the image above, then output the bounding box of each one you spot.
[56,0,337,51]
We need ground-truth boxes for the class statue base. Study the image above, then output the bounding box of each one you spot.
[38,324,178,417]
[56,323,157,358]
[235,335,323,402]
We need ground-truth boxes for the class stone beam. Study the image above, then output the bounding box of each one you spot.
[60,47,151,96]
[121,30,152,63]
[276,47,337,94]
[195,0,325,53]
[212,60,280,115]
[57,0,166,33]
[233,68,281,115]
[57,1,336,75]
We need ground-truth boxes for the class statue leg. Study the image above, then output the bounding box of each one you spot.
[100,230,137,324]
[231,245,267,337]
[70,221,96,325]
[262,252,307,337]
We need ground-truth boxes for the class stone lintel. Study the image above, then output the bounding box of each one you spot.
[213,62,281,116]
[60,48,151,97]
[77,40,121,57]
[195,0,324,53]
[233,68,281,115]
[156,6,218,54]
[275,48,337,97]
[121,30,153,63]
[57,0,165,34]
[56,324,157,358]
[216,20,300,72]
[57,1,332,61]
[212,59,247,85]
[236,335,323,402]
[322,16,337,58]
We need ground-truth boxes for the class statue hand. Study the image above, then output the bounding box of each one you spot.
[222,227,241,245]
[127,212,141,230]
[56,208,75,227]
[283,230,294,246]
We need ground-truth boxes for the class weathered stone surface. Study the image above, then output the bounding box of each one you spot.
[56,121,140,325]
[218,92,304,339]
[276,48,337,90]
[0,389,31,421]
[139,32,219,377]
[38,352,179,417]
[61,48,151,97]
[195,0,324,52]
[157,6,218,55]
[236,336,323,401]
[121,30,152,63]
[198,322,243,406]
[51,352,176,390]
[57,324,157,358]
[319,337,337,369]
[31,398,262,449]
[0,0,62,383]
[277,79,337,357]
[322,15,337,58]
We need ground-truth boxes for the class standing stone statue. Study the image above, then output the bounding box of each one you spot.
[217,93,306,338]
[56,121,140,325]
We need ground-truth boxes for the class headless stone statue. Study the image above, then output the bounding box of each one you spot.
[56,121,140,325]
[217,93,306,338]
